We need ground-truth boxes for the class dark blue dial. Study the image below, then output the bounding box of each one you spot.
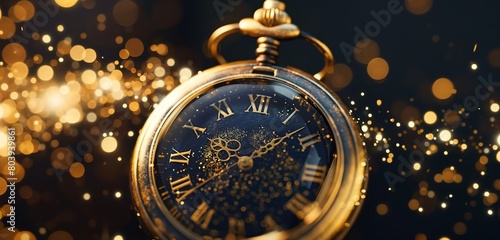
[154,78,336,239]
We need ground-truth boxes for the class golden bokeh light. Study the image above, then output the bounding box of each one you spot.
[408,199,419,211]
[179,67,193,83]
[97,14,106,23]
[376,203,389,215]
[82,69,97,85]
[57,39,72,55]
[13,231,37,240]
[51,147,74,171]
[491,103,500,113]
[405,0,433,15]
[0,16,16,39]
[157,43,169,56]
[432,78,455,100]
[10,62,29,79]
[415,233,427,240]
[114,235,124,240]
[0,162,25,182]
[9,1,35,22]
[42,34,51,43]
[0,177,7,195]
[125,38,145,57]
[69,162,85,178]
[113,0,139,27]
[70,45,86,61]
[355,39,380,64]
[55,0,79,8]
[37,65,55,81]
[488,48,500,68]
[453,222,467,235]
[63,108,82,124]
[119,49,130,59]
[2,43,27,65]
[84,48,97,63]
[101,136,118,153]
[48,231,74,240]
[83,193,91,200]
[326,63,353,89]
[423,111,437,125]
[439,129,452,142]
[367,57,389,80]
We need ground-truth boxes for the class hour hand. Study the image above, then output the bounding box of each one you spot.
[250,127,304,159]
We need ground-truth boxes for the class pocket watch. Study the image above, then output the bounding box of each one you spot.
[130,1,368,239]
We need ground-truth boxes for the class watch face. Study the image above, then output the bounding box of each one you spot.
[154,78,336,239]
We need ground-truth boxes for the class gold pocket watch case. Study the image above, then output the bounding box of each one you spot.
[131,1,368,239]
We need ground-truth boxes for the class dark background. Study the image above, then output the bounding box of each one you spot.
[1,0,500,239]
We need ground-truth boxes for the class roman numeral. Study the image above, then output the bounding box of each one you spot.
[245,94,272,115]
[261,214,278,232]
[170,206,182,219]
[295,96,312,112]
[170,175,193,203]
[226,217,245,239]
[210,98,234,121]
[182,119,206,139]
[282,108,299,125]
[158,186,169,201]
[169,148,191,164]
[284,193,313,220]
[298,132,321,152]
[190,201,215,229]
[300,164,327,184]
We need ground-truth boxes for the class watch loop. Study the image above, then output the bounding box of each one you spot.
[207,0,334,81]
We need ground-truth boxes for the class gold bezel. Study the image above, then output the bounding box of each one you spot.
[130,61,368,240]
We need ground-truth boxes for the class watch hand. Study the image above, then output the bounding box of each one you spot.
[176,162,239,202]
[208,137,241,162]
[249,127,305,159]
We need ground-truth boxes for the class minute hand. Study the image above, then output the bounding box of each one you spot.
[249,127,305,159]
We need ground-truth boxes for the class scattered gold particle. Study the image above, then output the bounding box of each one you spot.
[83,193,91,201]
